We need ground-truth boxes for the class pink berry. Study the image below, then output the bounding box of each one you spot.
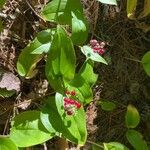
[90,39,98,47]
[99,41,106,48]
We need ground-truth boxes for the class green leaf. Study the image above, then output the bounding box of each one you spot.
[79,60,98,87]
[42,0,85,24]
[0,0,5,8]
[45,26,76,92]
[138,0,150,18]
[0,137,18,150]
[41,94,87,145]
[0,19,3,32]
[17,29,55,79]
[0,88,15,98]
[104,142,129,150]
[71,11,88,45]
[99,101,116,111]
[126,129,149,150]
[81,46,108,64]
[41,0,67,22]
[97,0,117,5]
[10,111,53,147]
[127,0,137,19]
[41,0,88,45]
[65,75,93,104]
[125,105,140,128]
[141,51,150,77]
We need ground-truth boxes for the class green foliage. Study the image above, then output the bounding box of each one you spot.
[42,0,88,45]
[0,0,5,32]
[79,60,98,86]
[41,93,87,145]
[127,0,137,19]
[81,46,108,64]
[17,29,55,79]
[64,75,93,103]
[99,100,116,111]
[71,11,88,45]
[0,0,5,8]
[10,111,53,147]
[104,142,128,150]
[138,0,150,18]
[141,51,150,77]
[0,137,18,150]
[126,130,149,150]
[45,26,76,92]
[125,105,140,129]
[97,0,117,5]
[0,88,15,98]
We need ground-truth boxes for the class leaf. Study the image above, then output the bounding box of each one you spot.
[0,137,18,150]
[64,75,93,104]
[127,0,137,19]
[45,26,76,92]
[81,46,108,64]
[97,0,117,5]
[0,19,3,32]
[0,88,15,98]
[17,29,55,79]
[135,22,150,33]
[0,70,21,97]
[42,0,85,24]
[99,101,116,111]
[104,142,129,150]
[41,0,88,45]
[41,0,67,22]
[138,0,150,18]
[10,111,53,147]
[0,71,21,92]
[125,105,140,128]
[126,129,149,150]
[79,60,98,86]
[41,94,87,145]
[71,11,88,45]
[0,0,5,8]
[141,51,150,77]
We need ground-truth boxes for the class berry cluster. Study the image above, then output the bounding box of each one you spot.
[90,39,106,55]
[64,90,81,116]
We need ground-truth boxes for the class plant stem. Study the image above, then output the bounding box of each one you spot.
[87,140,104,149]
[124,57,142,63]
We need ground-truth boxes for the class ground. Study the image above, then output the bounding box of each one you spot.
[0,0,150,149]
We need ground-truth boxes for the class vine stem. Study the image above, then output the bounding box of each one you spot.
[87,140,104,149]
[124,57,142,63]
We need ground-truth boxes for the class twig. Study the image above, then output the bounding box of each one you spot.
[25,0,45,21]
[87,140,104,149]
[124,57,142,63]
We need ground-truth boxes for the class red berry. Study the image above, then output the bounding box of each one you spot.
[66,110,73,115]
[71,91,76,96]
[64,97,70,102]
[65,90,70,95]
[93,45,101,51]
[98,48,106,55]
[76,102,81,109]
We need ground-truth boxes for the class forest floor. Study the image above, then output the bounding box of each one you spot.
[0,0,150,149]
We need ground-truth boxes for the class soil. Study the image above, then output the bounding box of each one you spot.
[0,0,150,149]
